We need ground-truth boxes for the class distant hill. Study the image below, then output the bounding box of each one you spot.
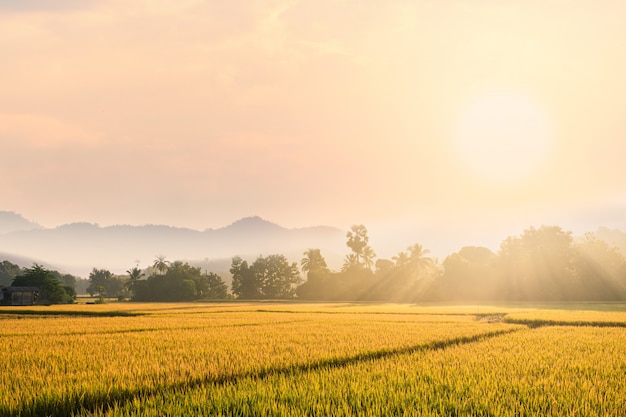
[0,214,345,277]
[0,251,60,271]
[0,211,42,234]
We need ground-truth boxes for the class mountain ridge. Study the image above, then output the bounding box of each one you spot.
[0,212,345,277]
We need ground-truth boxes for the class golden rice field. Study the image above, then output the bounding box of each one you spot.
[1,302,625,416]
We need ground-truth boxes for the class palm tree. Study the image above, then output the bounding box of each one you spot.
[393,251,409,267]
[406,244,433,278]
[124,266,145,295]
[346,224,369,264]
[342,253,358,272]
[408,244,431,263]
[153,256,170,275]
[362,246,376,271]
[301,249,329,274]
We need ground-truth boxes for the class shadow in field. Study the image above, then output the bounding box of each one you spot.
[2,328,520,417]
[0,309,141,317]
[504,317,626,328]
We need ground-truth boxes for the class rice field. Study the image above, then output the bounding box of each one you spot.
[1,302,625,416]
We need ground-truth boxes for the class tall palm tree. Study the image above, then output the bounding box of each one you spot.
[153,256,170,275]
[124,266,145,295]
[346,224,369,264]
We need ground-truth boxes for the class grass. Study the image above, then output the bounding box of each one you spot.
[1,302,625,416]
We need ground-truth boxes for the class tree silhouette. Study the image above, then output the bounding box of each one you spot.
[362,246,376,271]
[407,244,433,272]
[342,254,358,272]
[346,225,369,264]
[124,266,145,295]
[392,251,409,267]
[153,256,170,275]
[301,248,329,274]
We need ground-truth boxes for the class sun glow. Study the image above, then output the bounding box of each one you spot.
[454,91,553,184]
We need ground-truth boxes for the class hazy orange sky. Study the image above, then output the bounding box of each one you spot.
[1,0,625,257]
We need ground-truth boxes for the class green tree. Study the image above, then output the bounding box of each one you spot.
[231,255,301,299]
[133,261,225,301]
[230,256,259,299]
[253,254,301,299]
[203,272,229,299]
[51,272,77,289]
[0,260,21,288]
[12,264,71,304]
[124,266,145,296]
[87,268,123,297]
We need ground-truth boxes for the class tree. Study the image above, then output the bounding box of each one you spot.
[375,259,394,275]
[392,251,409,267]
[12,264,71,304]
[572,233,626,300]
[497,226,577,300]
[124,266,145,296]
[431,246,498,301]
[231,255,301,299]
[153,256,170,275]
[87,268,123,297]
[230,256,259,299]
[346,224,370,264]
[0,260,21,288]
[203,272,229,299]
[297,249,332,300]
[254,254,301,299]
[133,261,226,301]
[301,249,329,274]
[362,246,376,271]
[341,254,358,272]
[368,243,436,302]
[406,244,434,277]
[52,272,77,289]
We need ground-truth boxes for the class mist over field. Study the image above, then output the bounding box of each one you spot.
[2,209,626,304]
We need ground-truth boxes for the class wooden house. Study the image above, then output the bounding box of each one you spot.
[0,287,40,306]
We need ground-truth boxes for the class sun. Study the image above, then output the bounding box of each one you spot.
[453,90,553,184]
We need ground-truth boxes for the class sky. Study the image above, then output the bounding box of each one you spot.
[1,0,625,259]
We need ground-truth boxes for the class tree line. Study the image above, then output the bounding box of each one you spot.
[2,224,626,303]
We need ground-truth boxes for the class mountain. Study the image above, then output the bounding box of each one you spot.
[0,211,42,234]
[0,251,59,270]
[0,214,345,277]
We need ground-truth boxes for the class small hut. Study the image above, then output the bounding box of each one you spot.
[0,287,40,306]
